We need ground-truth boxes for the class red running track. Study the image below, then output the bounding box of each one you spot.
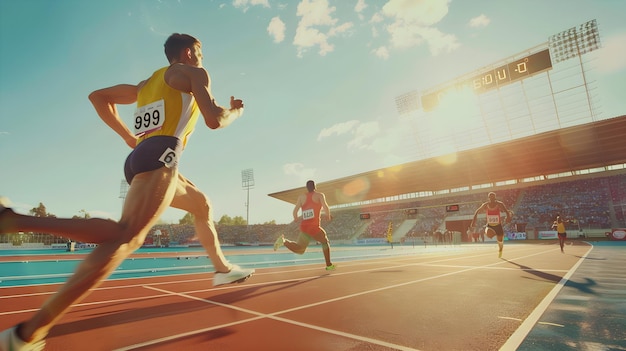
[0,242,591,351]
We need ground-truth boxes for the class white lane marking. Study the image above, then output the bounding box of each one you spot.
[499,244,593,351]
[538,321,565,327]
[115,249,554,351]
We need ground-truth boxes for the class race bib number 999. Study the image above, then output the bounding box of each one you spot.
[134,99,165,136]
[302,209,314,221]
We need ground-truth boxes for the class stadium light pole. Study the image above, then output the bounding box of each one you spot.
[394,90,420,115]
[241,169,254,229]
[548,19,601,121]
[119,179,129,207]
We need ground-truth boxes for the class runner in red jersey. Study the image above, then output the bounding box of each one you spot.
[274,180,335,270]
[470,192,513,258]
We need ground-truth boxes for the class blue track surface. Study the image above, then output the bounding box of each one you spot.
[0,244,441,287]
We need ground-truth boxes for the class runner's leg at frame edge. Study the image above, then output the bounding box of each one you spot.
[10,166,178,343]
[169,172,231,272]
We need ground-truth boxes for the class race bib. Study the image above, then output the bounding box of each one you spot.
[487,214,500,225]
[134,99,165,136]
[159,147,178,168]
[302,208,314,221]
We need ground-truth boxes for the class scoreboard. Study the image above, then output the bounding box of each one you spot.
[421,48,553,112]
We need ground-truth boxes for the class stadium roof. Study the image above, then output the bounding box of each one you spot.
[268,115,626,206]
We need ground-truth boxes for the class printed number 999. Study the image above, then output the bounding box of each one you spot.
[136,110,160,129]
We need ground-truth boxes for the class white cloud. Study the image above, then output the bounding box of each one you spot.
[469,14,490,28]
[372,0,458,57]
[318,119,396,154]
[355,0,367,20]
[347,121,380,150]
[382,0,450,26]
[355,0,367,13]
[233,0,270,12]
[267,16,286,43]
[416,26,460,56]
[293,0,353,57]
[370,12,383,24]
[283,162,316,182]
[387,20,425,49]
[317,117,419,165]
[318,120,360,140]
[372,46,390,60]
[329,22,354,37]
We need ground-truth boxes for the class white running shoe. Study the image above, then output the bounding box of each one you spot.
[0,325,45,351]
[213,265,254,287]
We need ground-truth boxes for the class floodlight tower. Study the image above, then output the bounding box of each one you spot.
[394,90,420,115]
[241,169,255,228]
[119,179,129,207]
[548,19,601,121]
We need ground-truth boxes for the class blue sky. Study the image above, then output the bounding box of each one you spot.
[1,0,625,225]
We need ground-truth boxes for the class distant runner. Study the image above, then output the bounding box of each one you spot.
[551,215,568,253]
[470,192,513,258]
[274,180,335,270]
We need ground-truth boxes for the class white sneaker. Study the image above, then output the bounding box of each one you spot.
[0,325,45,351]
[213,265,254,287]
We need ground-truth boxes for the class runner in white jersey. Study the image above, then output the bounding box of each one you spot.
[470,192,513,258]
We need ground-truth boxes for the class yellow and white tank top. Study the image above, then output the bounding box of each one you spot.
[134,66,200,148]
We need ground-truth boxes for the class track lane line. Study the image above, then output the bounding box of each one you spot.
[114,247,559,351]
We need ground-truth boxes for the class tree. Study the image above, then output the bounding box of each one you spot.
[179,212,195,225]
[30,203,47,217]
[232,216,247,225]
[30,203,56,218]
[72,210,91,219]
[218,215,247,226]
[218,214,233,226]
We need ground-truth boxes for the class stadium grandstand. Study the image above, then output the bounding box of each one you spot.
[266,115,626,245]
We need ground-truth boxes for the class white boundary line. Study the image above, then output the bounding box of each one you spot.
[498,243,593,351]
[114,248,555,351]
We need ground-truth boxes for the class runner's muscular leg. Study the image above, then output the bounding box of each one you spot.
[485,227,496,239]
[18,167,179,343]
[313,228,332,267]
[169,173,230,272]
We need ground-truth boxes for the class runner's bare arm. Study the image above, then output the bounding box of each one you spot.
[293,195,304,221]
[89,84,140,148]
[320,193,331,220]
[470,203,485,227]
[169,65,243,129]
[499,201,513,223]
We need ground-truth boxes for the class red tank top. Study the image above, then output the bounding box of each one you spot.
[486,204,501,226]
[300,192,322,234]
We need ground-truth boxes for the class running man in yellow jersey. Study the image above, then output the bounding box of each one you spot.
[551,214,568,253]
[0,33,253,350]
